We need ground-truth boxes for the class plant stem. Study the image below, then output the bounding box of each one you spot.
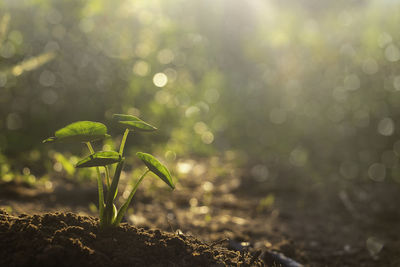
[104,165,110,189]
[119,128,130,156]
[104,159,125,226]
[113,169,150,226]
[86,142,105,225]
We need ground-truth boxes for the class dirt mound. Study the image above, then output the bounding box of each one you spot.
[0,209,263,267]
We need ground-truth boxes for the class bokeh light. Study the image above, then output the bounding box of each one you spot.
[153,72,168,87]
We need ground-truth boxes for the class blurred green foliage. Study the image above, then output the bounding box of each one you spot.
[1,0,400,187]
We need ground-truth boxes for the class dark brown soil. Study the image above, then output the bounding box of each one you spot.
[1,157,400,266]
[0,209,262,267]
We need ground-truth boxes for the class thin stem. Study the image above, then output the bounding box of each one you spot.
[119,128,130,156]
[104,165,110,189]
[113,169,150,225]
[129,169,149,202]
[104,159,125,226]
[86,142,104,225]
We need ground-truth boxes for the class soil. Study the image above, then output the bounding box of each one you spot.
[1,157,400,266]
[0,210,262,266]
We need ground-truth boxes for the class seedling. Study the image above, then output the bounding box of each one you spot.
[43,115,175,228]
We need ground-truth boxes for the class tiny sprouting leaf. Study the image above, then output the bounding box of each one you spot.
[136,152,174,189]
[42,137,56,143]
[43,121,110,143]
[112,203,117,223]
[76,151,122,168]
[112,114,157,132]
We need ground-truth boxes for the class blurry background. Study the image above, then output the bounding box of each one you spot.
[1,0,400,194]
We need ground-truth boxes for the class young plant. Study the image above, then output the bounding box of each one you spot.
[43,115,175,228]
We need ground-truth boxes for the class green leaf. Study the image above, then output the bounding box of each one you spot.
[112,114,142,122]
[118,120,157,132]
[43,121,110,143]
[113,114,157,132]
[76,151,121,168]
[136,152,174,189]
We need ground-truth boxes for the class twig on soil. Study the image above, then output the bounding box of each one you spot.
[264,250,303,267]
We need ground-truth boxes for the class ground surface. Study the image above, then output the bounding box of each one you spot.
[1,157,399,266]
[0,210,262,266]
